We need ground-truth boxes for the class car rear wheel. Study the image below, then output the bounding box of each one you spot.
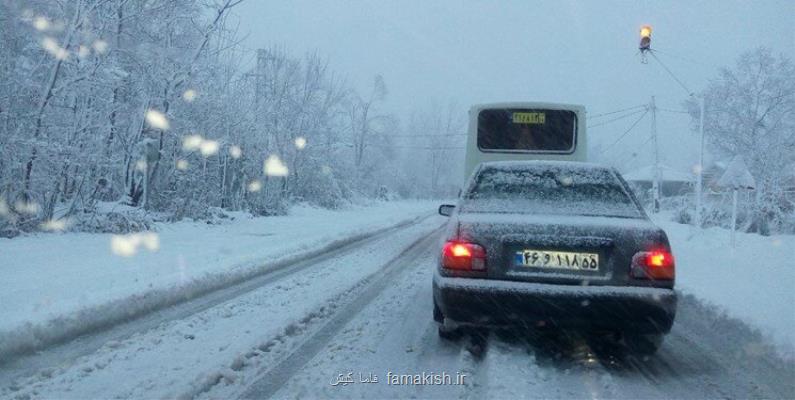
[434,301,463,340]
[433,301,443,323]
[438,324,463,340]
[623,332,664,355]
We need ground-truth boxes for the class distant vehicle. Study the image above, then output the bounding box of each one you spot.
[464,102,587,180]
[434,161,677,354]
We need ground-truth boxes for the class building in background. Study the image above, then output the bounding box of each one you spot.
[623,165,695,198]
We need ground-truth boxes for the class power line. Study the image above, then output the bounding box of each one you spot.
[637,132,655,148]
[649,50,693,96]
[658,107,689,114]
[608,135,654,163]
[605,132,654,166]
[650,47,713,68]
[597,108,649,157]
[587,107,647,129]
[587,104,647,120]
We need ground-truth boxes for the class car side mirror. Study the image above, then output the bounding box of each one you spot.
[438,204,455,217]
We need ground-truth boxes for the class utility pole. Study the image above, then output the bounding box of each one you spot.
[650,96,661,213]
[695,96,705,227]
[638,24,704,220]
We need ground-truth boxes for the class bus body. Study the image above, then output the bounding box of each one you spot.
[464,102,587,179]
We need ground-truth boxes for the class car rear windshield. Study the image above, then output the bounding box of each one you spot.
[477,109,577,152]
[462,166,643,218]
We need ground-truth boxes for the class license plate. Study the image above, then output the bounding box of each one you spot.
[515,250,599,271]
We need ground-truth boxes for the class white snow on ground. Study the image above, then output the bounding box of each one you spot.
[0,216,445,399]
[652,214,795,357]
[0,200,435,358]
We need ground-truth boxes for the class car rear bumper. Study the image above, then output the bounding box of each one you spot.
[433,271,676,334]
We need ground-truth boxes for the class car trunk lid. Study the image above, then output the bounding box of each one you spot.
[456,212,662,286]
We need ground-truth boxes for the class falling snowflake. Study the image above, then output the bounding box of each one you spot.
[77,45,90,58]
[176,159,189,170]
[229,146,242,159]
[183,134,203,151]
[135,159,148,171]
[92,39,108,54]
[40,218,70,232]
[199,140,219,156]
[41,37,68,60]
[294,137,307,150]
[145,109,170,130]
[33,16,49,31]
[247,180,263,192]
[110,232,160,257]
[264,155,288,177]
[14,200,39,215]
[182,89,197,102]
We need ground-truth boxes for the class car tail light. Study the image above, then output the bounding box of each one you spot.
[442,241,486,271]
[631,250,675,280]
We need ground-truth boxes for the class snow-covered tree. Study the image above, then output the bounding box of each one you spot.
[0,0,412,237]
[687,47,795,233]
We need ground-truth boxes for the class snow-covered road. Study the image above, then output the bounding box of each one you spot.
[241,232,793,400]
[1,216,793,399]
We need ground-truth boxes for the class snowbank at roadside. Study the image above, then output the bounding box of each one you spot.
[653,214,795,357]
[0,200,437,358]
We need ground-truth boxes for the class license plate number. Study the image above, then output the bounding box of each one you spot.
[515,250,599,271]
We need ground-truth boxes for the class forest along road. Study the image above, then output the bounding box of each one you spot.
[2,216,794,400]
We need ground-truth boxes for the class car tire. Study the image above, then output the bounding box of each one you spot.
[437,324,462,340]
[433,301,443,323]
[434,302,461,340]
[623,333,664,355]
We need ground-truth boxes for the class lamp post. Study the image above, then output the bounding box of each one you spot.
[695,95,705,227]
[639,25,652,63]
[637,24,705,222]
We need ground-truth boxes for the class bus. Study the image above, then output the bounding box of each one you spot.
[464,102,587,179]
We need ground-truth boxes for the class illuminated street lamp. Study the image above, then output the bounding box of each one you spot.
[639,25,652,51]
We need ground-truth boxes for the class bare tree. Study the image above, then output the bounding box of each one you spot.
[349,75,388,169]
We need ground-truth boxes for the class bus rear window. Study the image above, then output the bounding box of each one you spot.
[477,109,577,152]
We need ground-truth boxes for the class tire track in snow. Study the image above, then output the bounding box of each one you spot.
[230,266,795,400]
[0,214,434,391]
[0,213,434,365]
[474,328,618,399]
[212,231,791,400]
[246,228,487,400]
[406,318,488,400]
[237,227,442,399]
[483,291,795,399]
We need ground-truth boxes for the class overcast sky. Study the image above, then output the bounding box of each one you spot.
[229,0,795,173]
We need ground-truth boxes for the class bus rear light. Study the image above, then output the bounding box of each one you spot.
[442,241,486,271]
[631,250,675,280]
